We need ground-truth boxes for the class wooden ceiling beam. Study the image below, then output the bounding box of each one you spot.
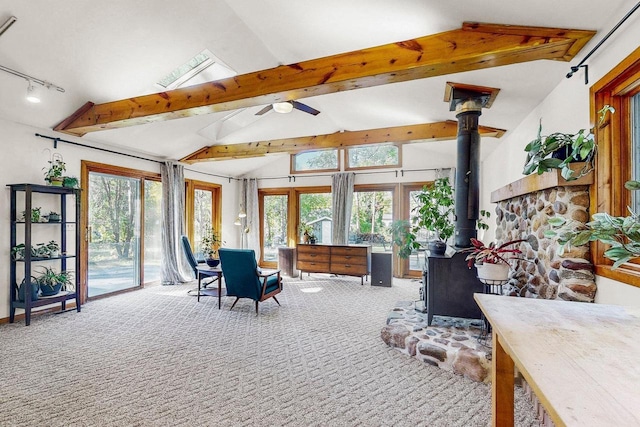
[180,121,506,162]
[55,22,594,136]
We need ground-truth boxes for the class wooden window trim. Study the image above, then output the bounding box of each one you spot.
[590,46,640,288]
[184,179,222,245]
[258,188,292,267]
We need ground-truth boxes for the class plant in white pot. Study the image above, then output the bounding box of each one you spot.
[463,238,526,283]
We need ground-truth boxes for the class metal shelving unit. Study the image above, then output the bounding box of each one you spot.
[8,183,81,326]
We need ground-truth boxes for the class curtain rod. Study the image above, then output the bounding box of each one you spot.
[34,133,444,183]
[257,167,450,182]
[566,1,640,84]
[35,132,240,181]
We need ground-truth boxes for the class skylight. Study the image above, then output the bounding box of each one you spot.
[156,49,236,90]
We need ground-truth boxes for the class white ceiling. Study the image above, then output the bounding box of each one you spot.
[0,0,634,176]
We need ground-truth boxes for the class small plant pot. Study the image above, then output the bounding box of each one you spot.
[49,177,64,187]
[48,214,61,222]
[476,262,510,283]
[428,240,447,256]
[206,258,220,268]
[40,283,63,297]
[18,280,39,302]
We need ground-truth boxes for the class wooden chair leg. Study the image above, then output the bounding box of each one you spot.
[272,296,280,306]
[230,297,240,310]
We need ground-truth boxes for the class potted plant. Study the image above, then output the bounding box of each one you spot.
[46,240,60,257]
[47,211,61,222]
[299,223,313,244]
[392,177,455,257]
[43,154,66,186]
[33,242,50,258]
[35,267,74,296]
[463,238,527,283]
[522,105,614,181]
[200,227,223,267]
[546,180,640,269]
[11,243,26,260]
[22,207,42,223]
[63,176,79,188]
[477,209,491,241]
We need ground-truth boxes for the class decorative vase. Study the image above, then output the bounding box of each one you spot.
[49,177,64,187]
[206,258,220,268]
[48,214,61,222]
[476,262,510,283]
[40,282,63,297]
[428,240,447,256]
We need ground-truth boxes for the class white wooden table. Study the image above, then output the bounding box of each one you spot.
[474,293,640,426]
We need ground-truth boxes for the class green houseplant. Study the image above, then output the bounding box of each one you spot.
[522,105,614,181]
[47,211,61,222]
[200,227,224,266]
[546,180,640,269]
[44,154,66,186]
[392,177,455,257]
[36,266,74,296]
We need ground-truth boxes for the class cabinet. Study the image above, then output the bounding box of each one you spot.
[296,244,371,285]
[8,183,81,326]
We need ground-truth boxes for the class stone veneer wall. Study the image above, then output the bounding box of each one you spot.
[494,185,596,302]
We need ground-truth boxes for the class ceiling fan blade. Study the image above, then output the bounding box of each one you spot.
[255,105,273,116]
[292,101,320,116]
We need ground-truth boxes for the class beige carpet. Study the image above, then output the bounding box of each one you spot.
[0,275,540,426]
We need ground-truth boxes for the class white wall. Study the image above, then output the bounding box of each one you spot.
[481,12,640,306]
[0,118,237,320]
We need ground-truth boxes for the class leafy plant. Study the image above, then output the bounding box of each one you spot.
[200,228,224,258]
[545,180,640,269]
[463,238,527,267]
[392,177,455,258]
[477,209,491,232]
[44,154,66,184]
[522,105,614,181]
[35,267,74,292]
[63,176,79,188]
[46,240,60,256]
[22,207,41,222]
[11,244,26,260]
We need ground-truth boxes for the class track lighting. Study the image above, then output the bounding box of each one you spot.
[26,80,41,103]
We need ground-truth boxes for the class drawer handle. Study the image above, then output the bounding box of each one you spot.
[345,264,351,267]
[310,254,317,257]
[345,256,352,259]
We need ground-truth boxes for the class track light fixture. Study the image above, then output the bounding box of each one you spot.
[26,80,41,103]
[0,64,65,103]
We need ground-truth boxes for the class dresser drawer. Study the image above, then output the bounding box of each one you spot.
[297,260,330,272]
[331,246,368,256]
[331,254,367,265]
[331,262,368,276]
[297,245,330,255]
[297,252,330,263]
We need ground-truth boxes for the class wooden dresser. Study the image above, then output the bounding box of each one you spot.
[296,244,371,284]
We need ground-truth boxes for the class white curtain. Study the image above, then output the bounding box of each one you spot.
[239,179,260,260]
[160,161,190,285]
[331,172,355,245]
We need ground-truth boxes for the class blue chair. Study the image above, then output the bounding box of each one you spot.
[181,235,218,289]
[218,248,282,314]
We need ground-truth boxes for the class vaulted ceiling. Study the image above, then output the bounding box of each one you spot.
[0,0,633,176]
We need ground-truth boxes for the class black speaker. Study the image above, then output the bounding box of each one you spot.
[371,252,392,287]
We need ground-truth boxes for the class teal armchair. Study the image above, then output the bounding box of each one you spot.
[218,248,282,314]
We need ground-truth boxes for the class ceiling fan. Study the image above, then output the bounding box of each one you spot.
[255,100,320,116]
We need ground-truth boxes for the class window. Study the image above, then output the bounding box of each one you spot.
[633,92,640,214]
[185,180,222,257]
[591,46,640,287]
[298,189,332,244]
[260,192,289,265]
[346,144,400,170]
[349,188,393,252]
[291,149,339,173]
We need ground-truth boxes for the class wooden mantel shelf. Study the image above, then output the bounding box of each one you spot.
[491,162,593,203]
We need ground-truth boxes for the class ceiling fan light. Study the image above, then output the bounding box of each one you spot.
[273,101,293,114]
[26,81,41,103]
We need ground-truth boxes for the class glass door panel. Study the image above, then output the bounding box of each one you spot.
[143,180,162,283]
[263,194,288,262]
[193,189,213,258]
[87,172,141,297]
[408,189,433,273]
[299,192,332,244]
[349,191,393,252]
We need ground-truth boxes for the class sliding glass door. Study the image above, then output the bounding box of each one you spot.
[87,172,141,297]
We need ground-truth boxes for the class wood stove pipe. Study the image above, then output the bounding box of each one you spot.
[451,92,487,248]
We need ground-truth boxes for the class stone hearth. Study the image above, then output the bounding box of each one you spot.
[381,301,491,383]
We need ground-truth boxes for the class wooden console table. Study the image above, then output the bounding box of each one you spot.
[475,294,640,426]
[296,244,371,285]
